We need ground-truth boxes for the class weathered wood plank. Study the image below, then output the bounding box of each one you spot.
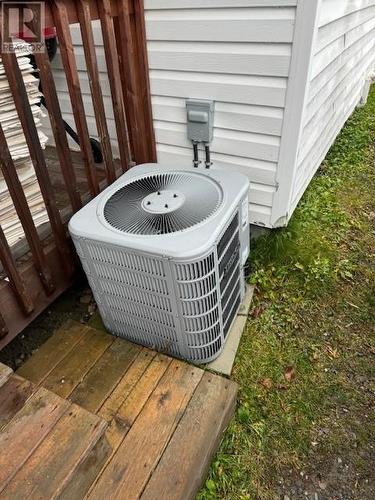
[0,403,107,500]
[69,338,140,413]
[132,0,157,162]
[0,387,69,493]
[58,434,111,500]
[115,0,146,164]
[104,353,171,451]
[97,347,156,422]
[77,0,117,183]
[0,363,12,389]
[42,327,113,398]
[88,359,203,499]
[141,372,238,500]
[99,0,132,170]
[17,320,88,385]
[0,375,34,431]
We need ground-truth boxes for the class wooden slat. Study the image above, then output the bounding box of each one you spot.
[0,364,12,389]
[132,0,157,162]
[58,434,111,500]
[0,403,108,500]
[69,338,140,413]
[0,387,69,493]
[114,0,146,164]
[51,0,100,196]
[141,372,238,500]
[0,222,33,315]
[77,0,116,183]
[17,320,88,385]
[42,327,113,398]
[0,375,34,431]
[98,347,156,422]
[88,359,203,499]
[0,122,54,295]
[0,48,74,277]
[103,353,171,451]
[31,51,82,210]
[98,0,133,171]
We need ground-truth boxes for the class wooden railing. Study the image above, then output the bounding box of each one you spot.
[0,0,156,347]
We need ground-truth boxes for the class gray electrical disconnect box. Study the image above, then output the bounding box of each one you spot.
[186,99,214,143]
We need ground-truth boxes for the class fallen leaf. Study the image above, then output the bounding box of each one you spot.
[260,378,273,389]
[284,365,296,383]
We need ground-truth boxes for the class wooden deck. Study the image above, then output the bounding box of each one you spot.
[0,320,237,499]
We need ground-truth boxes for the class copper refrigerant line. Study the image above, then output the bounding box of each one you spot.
[192,141,213,169]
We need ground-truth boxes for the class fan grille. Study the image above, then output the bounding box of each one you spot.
[103,172,223,235]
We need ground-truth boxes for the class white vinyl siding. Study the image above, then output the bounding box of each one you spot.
[291,0,375,212]
[143,1,296,227]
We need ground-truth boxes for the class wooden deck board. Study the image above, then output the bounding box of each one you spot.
[42,327,113,398]
[141,371,238,500]
[11,320,238,499]
[97,347,156,422]
[0,387,69,492]
[69,338,140,413]
[0,374,34,431]
[88,359,204,500]
[0,403,108,500]
[102,352,171,452]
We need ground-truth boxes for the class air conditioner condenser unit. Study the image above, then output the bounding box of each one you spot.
[69,163,250,363]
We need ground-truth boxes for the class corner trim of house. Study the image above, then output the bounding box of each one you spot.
[270,0,322,227]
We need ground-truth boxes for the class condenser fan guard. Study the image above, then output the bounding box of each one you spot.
[103,171,223,235]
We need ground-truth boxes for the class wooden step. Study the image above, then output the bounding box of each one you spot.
[0,369,111,500]
[16,320,238,499]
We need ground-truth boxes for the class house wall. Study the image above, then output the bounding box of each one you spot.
[290,0,375,213]
[45,0,298,227]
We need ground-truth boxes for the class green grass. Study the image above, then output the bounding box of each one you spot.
[198,86,375,499]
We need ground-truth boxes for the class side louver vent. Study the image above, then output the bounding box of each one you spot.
[103,172,223,235]
[218,213,241,338]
